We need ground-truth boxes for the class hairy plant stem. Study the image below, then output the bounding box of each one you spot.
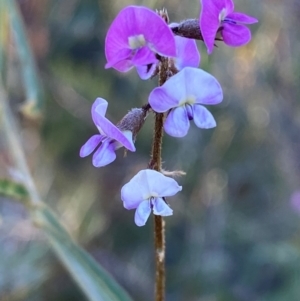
[149,56,169,301]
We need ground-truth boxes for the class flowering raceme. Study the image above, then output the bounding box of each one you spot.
[200,0,258,53]
[149,67,223,137]
[105,6,176,73]
[121,169,182,226]
[80,98,135,167]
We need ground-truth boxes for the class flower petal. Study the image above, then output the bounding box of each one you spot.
[152,198,173,216]
[136,62,158,80]
[92,140,116,167]
[161,67,223,106]
[149,86,180,113]
[192,105,217,129]
[222,23,251,47]
[105,6,176,71]
[224,0,234,15]
[174,36,200,70]
[134,201,151,226]
[226,12,258,24]
[121,171,151,210]
[79,134,103,157]
[93,113,135,151]
[200,0,222,53]
[132,47,157,66]
[104,49,133,71]
[92,98,108,119]
[122,169,182,204]
[164,107,190,137]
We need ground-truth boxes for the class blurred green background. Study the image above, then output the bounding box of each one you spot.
[1,0,300,300]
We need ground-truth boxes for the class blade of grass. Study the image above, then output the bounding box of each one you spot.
[0,81,134,301]
[7,0,43,118]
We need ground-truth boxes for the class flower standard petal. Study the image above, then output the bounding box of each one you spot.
[192,105,217,129]
[222,23,251,47]
[152,198,173,216]
[79,134,104,157]
[134,201,152,227]
[139,170,182,197]
[175,67,223,105]
[174,36,200,70]
[149,86,180,113]
[226,12,258,24]
[121,171,151,210]
[164,107,190,138]
[92,140,117,167]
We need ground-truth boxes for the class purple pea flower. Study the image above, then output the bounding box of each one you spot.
[149,67,223,137]
[200,0,258,54]
[137,35,200,80]
[121,169,182,226]
[80,98,135,167]
[105,5,176,73]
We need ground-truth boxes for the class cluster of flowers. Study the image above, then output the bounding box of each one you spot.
[80,0,257,226]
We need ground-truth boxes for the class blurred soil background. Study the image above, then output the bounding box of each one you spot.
[1,0,300,300]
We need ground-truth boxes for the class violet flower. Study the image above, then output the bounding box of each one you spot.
[149,67,223,137]
[121,169,182,226]
[80,98,135,167]
[105,6,176,73]
[200,0,258,54]
[137,35,200,80]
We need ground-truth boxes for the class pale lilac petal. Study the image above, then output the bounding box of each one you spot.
[132,47,157,66]
[136,62,158,80]
[200,0,222,54]
[122,169,182,205]
[192,105,217,129]
[152,198,173,216]
[134,201,151,226]
[140,170,182,197]
[164,107,190,137]
[80,134,103,157]
[172,67,223,105]
[149,86,180,113]
[92,113,135,151]
[92,98,108,119]
[226,12,258,24]
[92,140,116,167]
[174,36,200,69]
[121,173,147,210]
[222,23,251,47]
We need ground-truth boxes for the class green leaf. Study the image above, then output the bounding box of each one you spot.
[0,178,29,203]
[32,204,134,301]
[7,0,43,119]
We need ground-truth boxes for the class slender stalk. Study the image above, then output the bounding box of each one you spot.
[148,56,169,301]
